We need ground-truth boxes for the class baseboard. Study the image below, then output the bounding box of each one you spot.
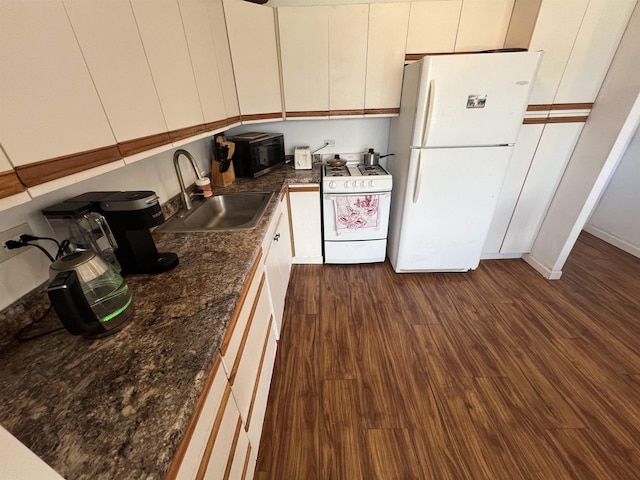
[480,252,523,260]
[522,253,563,280]
[292,256,323,265]
[583,225,640,259]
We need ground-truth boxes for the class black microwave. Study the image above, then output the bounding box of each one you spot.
[228,133,285,178]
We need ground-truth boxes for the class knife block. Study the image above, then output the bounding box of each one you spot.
[211,159,235,187]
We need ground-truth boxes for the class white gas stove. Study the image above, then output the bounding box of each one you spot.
[323,164,393,193]
[322,162,393,264]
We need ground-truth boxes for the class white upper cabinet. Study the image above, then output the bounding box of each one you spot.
[0,0,115,166]
[455,0,515,52]
[224,0,283,120]
[130,0,204,132]
[178,0,227,126]
[206,0,240,121]
[278,6,329,115]
[554,0,637,104]
[63,0,168,144]
[365,2,410,113]
[525,0,589,105]
[406,0,462,54]
[329,4,369,114]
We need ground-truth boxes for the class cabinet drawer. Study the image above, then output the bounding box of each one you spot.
[219,251,264,378]
[227,272,273,424]
[168,353,253,480]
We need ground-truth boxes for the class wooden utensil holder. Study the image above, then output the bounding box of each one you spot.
[211,159,235,187]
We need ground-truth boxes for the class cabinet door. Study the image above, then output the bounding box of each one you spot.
[501,122,584,253]
[130,0,205,135]
[329,4,369,116]
[483,124,544,254]
[278,6,329,116]
[289,185,323,264]
[265,206,292,337]
[365,2,410,114]
[526,0,588,105]
[206,0,241,123]
[406,0,462,54]
[553,0,636,103]
[455,0,515,52]
[0,1,116,167]
[63,0,168,150]
[178,0,228,128]
[224,0,283,121]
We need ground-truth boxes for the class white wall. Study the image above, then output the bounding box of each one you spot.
[525,2,640,277]
[585,123,640,257]
[227,116,391,163]
[0,136,211,311]
[0,118,390,310]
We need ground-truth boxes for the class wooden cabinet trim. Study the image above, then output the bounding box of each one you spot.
[245,314,273,433]
[241,444,252,480]
[523,116,588,125]
[15,145,122,188]
[527,103,594,112]
[222,416,243,480]
[118,132,172,157]
[288,185,320,193]
[286,111,330,118]
[0,170,26,198]
[330,109,366,116]
[168,124,207,142]
[220,249,263,356]
[286,189,296,258]
[241,112,283,122]
[195,382,233,480]
[228,272,267,385]
[166,355,222,479]
[364,108,400,116]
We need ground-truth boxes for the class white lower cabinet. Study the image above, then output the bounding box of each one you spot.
[170,199,293,478]
[288,184,323,264]
[168,355,251,480]
[484,122,585,256]
[264,195,293,338]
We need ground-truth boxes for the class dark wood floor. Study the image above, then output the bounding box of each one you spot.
[255,233,640,480]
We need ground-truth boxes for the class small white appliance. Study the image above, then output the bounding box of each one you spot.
[322,163,392,264]
[386,50,543,273]
[294,146,312,170]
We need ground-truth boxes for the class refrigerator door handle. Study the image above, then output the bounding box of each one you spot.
[422,80,436,147]
[413,149,424,204]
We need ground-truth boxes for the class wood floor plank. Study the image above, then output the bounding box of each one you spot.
[256,233,640,479]
[320,379,366,480]
[363,428,425,480]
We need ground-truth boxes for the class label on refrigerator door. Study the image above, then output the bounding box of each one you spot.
[466,95,487,109]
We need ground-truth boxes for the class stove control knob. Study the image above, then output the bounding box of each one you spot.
[329,181,336,189]
[344,181,350,188]
[360,180,366,187]
[368,180,375,187]
[352,180,358,188]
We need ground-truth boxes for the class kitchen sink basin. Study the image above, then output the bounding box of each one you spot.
[156,192,274,233]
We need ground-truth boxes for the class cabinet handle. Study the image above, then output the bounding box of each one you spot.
[274,233,280,242]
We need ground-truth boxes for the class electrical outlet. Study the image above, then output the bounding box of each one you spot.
[324,139,335,147]
[0,223,34,264]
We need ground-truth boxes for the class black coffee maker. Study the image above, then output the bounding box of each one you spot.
[43,191,178,275]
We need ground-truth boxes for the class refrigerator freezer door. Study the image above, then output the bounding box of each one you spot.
[392,146,514,272]
[414,52,542,148]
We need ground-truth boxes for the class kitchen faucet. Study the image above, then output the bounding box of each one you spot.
[173,149,204,211]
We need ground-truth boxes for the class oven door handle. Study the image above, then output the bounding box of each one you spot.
[324,192,391,200]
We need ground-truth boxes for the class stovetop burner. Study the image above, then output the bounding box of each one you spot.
[357,164,388,176]
[324,165,350,177]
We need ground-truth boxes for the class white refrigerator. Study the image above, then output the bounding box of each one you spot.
[386,51,542,273]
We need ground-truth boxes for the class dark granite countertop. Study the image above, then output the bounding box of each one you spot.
[0,163,320,479]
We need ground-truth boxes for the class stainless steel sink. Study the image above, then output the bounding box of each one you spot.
[156,192,274,232]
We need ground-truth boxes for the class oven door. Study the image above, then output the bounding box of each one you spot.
[323,192,391,241]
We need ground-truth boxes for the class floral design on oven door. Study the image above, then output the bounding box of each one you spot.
[334,195,380,233]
